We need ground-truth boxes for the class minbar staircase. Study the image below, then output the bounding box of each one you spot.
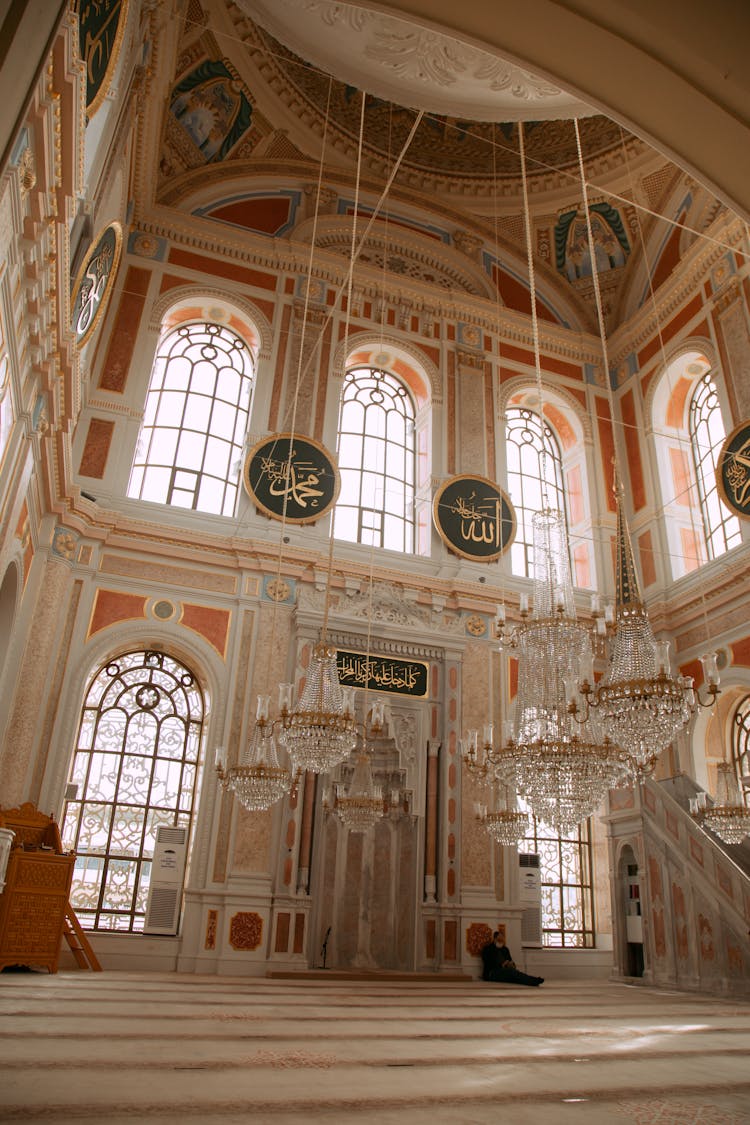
[605,774,750,997]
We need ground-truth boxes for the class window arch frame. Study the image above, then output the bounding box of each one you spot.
[60,647,206,933]
[127,309,258,518]
[333,362,419,553]
[650,346,741,579]
[504,404,568,580]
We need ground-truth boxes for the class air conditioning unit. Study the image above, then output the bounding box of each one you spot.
[519,852,542,947]
[143,826,188,935]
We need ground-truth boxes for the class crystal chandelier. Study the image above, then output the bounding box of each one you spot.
[571,488,720,776]
[475,784,528,847]
[216,692,294,812]
[282,642,359,774]
[334,743,384,833]
[497,509,626,833]
[693,763,750,844]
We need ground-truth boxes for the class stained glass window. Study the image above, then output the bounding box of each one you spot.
[505,407,567,578]
[733,696,750,810]
[519,813,595,947]
[62,650,205,932]
[688,373,741,560]
[127,322,254,516]
[334,365,416,551]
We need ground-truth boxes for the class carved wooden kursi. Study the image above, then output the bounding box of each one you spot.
[0,804,75,973]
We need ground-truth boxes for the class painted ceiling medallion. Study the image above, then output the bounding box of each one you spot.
[238,0,592,121]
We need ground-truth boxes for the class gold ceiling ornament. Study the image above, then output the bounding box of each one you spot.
[692,763,750,845]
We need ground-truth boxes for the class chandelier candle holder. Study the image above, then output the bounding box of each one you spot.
[216,688,295,812]
[569,488,720,777]
[501,509,626,833]
[694,763,750,844]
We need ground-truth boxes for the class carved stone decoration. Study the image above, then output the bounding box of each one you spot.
[239,0,590,121]
[18,148,36,196]
[392,712,418,767]
[466,921,493,956]
[229,910,263,950]
[205,909,218,950]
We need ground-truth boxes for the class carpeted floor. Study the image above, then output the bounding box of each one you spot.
[1,972,749,1123]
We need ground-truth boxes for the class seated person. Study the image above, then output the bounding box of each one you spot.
[480,931,544,986]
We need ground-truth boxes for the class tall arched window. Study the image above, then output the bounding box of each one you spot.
[688,372,741,560]
[61,650,205,932]
[733,696,750,809]
[519,811,595,947]
[505,407,567,578]
[0,350,12,465]
[128,322,255,516]
[334,365,416,551]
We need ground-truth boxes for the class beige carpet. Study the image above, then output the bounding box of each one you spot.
[1,972,749,1123]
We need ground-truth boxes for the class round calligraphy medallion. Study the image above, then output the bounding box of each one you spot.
[717,419,750,519]
[79,0,131,117]
[242,433,340,524]
[433,474,516,561]
[70,222,122,346]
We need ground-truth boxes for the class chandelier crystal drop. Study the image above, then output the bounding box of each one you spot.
[282,642,358,774]
[696,763,750,844]
[506,510,626,831]
[335,749,384,833]
[218,695,292,812]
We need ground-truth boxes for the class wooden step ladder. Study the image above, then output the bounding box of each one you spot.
[62,906,102,971]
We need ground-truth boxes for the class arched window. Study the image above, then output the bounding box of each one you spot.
[652,351,740,578]
[688,372,741,560]
[334,365,416,551]
[0,350,12,464]
[733,696,750,809]
[505,407,567,578]
[61,650,205,932]
[519,811,595,947]
[127,322,255,516]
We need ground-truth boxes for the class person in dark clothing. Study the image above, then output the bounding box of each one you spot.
[480,931,544,986]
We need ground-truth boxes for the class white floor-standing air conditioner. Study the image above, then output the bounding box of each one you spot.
[143,825,188,935]
[519,852,543,946]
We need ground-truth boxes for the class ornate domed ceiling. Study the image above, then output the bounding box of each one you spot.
[234,0,648,190]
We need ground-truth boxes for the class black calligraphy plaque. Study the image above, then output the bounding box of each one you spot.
[433,474,516,561]
[717,420,750,519]
[70,222,122,346]
[78,0,130,117]
[336,650,429,698]
[242,433,340,524]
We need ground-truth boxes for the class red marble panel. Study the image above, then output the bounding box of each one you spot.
[609,788,635,811]
[500,341,582,380]
[448,799,456,826]
[447,869,455,897]
[666,376,692,429]
[89,589,147,636]
[274,912,290,953]
[207,196,292,235]
[620,389,646,511]
[594,397,617,512]
[493,264,559,324]
[665,809,680,839]
[425,918,436,959]
[638,529,657,588]
[689,837,704,867]
[168,247,277,290]
[466,922,492,955]
[652,907,666,957]
[651,221,684,291]
[730,637,750,667]
[637,294,703,367]
[442,908,457,960]
[293,912,305,954]
[643,786,657,813]
[448,762,456,788]
[283,857,292,886]
[79,418,114,478]
[204,909,217,951]
[179,604,230,657]
[98,266,151,392]
[648,854,663,900]
[285,818,296,849]
[716,864,733,900]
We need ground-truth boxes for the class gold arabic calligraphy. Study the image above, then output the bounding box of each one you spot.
[449,492,506,548]
[260,454,325,508]
[76,239,114,337]
[338,654,425,694]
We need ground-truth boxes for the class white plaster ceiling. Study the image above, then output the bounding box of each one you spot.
[237,0,594,121]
